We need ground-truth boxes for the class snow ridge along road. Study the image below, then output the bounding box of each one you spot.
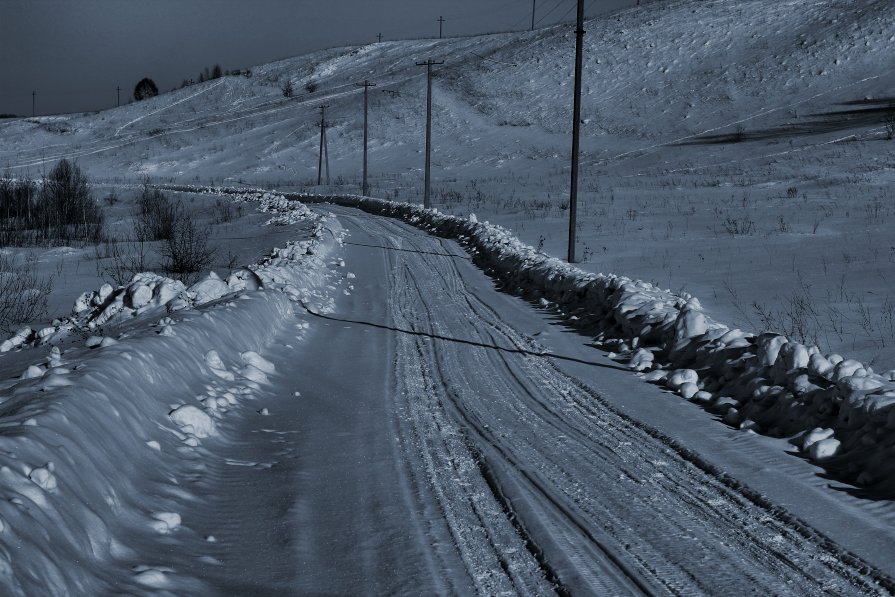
[276,205,887,595]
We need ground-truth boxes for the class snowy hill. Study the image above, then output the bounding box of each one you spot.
[2,0,893,182]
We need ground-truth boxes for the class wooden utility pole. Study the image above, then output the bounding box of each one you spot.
[116,86,120,107]
[568,0,585,263]
[317,105,330,186]
[416,59,443,209]
[377,33,383,43]
[356,80,376,196]
[438,16,445,39]
[32,91,35,117]
[531,0,537,30]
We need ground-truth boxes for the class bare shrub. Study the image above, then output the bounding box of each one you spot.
[0,252,52,334]
[281,79,295,98]
[96,237,149,287]
[135,183,180,242]
[212,199,243,224]
[723,215,755,236]
[162,216,215,283]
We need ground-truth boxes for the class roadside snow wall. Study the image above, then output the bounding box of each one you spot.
[0,193,341,594]
[278,191,895,495]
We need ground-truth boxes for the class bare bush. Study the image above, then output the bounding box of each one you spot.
[212,198,243,224]
[135,183,180,242]
[162,216,215,283]
[0,252,52,334]
[723,214,755,236]
[96,237,149,287]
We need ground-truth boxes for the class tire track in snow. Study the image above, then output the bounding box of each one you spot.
[336,206,893,596]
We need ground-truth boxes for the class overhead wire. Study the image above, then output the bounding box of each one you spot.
[440,0,522,21]
[534,0,569,26]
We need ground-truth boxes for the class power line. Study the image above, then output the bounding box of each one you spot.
[535,0,566,26]
[557,0,597,24]
[440,0,520,20]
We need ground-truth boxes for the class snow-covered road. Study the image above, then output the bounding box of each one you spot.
[172,204,891,595]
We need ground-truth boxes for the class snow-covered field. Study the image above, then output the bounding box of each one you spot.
[2,0,895,592]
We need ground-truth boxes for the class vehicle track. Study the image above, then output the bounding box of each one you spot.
[333,207,893,595]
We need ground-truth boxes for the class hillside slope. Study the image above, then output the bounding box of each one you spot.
[3,0,895,365]
[2,0,892,184]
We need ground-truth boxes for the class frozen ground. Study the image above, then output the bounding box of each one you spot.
[2,0,895,592]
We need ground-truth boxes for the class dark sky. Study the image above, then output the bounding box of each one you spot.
[2,0,632,116]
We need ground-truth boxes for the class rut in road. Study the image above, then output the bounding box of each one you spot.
[336,209,892,596]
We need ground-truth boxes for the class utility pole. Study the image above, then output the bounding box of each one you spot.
[317,105,330,186]
[531,0,536,30]
[356,80,376,196]
[32,91,35,117]
[568,0,585,263]
[116,86,120,107]
[416,58,443,209]
[438,16,445,39]
[377,33,383,43]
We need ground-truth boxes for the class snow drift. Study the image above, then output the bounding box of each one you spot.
[0,191,342,594]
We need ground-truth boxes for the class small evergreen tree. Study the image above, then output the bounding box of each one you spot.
[133,78,159,101]
[211,64,222,79]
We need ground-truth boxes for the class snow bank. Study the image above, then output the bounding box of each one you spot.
[285,191,895,492]
[2,190,339,353]
[0,191,342,593]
